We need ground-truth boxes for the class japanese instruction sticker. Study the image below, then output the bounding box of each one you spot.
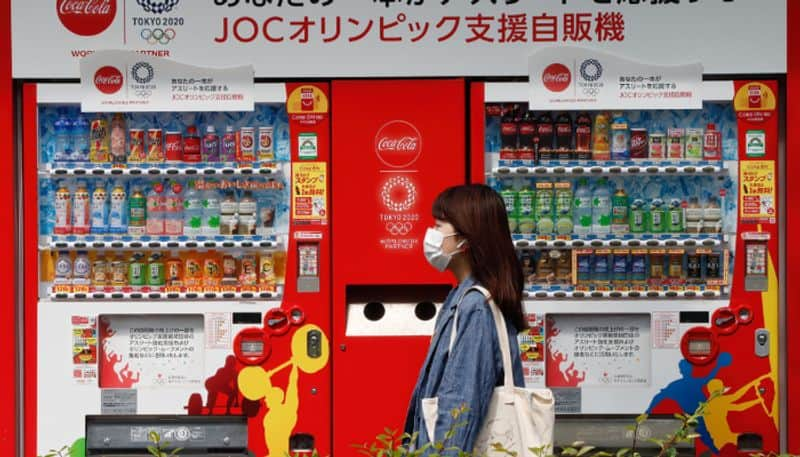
[292,162,328,223]
[740,160,776,224]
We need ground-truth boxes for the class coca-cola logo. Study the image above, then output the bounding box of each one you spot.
[542,63,571,93]
[501,124,518,135]
[556,125,572,134]
[519,124,535,135]
[538,125,554,134]
[375,120,422,168]
[94,66,123,94]
[57,0,117,37]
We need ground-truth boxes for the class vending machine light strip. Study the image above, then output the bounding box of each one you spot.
[492,162,725,176]
[47,288,283,301]
[522,289,723,299]
[43,163,281,177]
[43,235,280,251]
[512,234,725,249]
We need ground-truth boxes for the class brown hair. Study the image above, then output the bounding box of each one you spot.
[432,184,526,331]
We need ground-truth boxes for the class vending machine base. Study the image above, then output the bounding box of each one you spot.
[85,415,252,457]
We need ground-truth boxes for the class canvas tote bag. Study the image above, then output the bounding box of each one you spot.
[421,285,555,456]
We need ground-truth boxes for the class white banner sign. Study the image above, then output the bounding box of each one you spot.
[12,1,786,78]
[99,314,204,388]
[546,314,651,388]
[529,46,702,111]
[80,50,254,112]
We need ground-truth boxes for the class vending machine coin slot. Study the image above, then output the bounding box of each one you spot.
[297,241,320,293]
[755,329,770,358]
[743,232,770,291]
[307,329,323,358]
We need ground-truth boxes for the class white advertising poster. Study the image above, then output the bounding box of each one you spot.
[98,314,205,388]
[546,314,650,388]
[12,1,786,78]
[80,50,254,112]
[529,46,702,111]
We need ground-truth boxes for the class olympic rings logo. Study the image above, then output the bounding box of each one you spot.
[380,176,417,212]
[583,87,600,97]
[135,89,153,97]
[131,62,155,84]
[386,222,413,236]
[137,0,180,14]
[140,28,176,45]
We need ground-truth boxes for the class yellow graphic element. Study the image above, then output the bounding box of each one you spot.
[287,85,329,114]
[705,375,772,450]
[238,324,330,457]
[739,161,776,222]
[734,82,776,112]
[292,162,327,221]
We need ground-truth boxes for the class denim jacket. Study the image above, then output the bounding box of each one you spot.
[404,276,525,454]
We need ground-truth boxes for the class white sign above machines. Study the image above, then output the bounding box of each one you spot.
[528,46,703,111]
[11,0,787,78]
[80,50,255,112]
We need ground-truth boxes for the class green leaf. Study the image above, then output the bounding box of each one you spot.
[561,448,578,456]
[577,446,596,457]
[169,448,183,456]
[149,431,160,443]
[615,448,631,457]
[592,452,613,457]
[147,445,159,457]
[635,414,648,425]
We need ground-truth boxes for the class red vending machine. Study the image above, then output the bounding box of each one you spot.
[330,79,467,454]
[21,77,332,457]
[470,73,782,455]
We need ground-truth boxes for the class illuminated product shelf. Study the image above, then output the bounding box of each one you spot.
[523,288,723,300]
[512,233,726,249]
[43,235,280,251]
[492,160,725,177]
[48,287,283,302]
[41,162,281,177]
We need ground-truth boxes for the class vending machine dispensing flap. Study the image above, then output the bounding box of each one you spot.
[681,326,719,365]
[85,415,251,456]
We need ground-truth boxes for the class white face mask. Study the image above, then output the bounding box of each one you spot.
[423,227,465,272]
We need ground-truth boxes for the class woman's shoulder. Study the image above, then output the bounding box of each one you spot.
[457,287,492,316]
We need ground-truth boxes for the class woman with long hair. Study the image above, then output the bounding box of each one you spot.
[404,184,526,453]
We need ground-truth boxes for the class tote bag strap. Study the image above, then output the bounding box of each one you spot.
[448,285,515,388]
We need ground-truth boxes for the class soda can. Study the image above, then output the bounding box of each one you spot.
[89,118,110,163]
[630,129,648,159]
[165,131,183,163]
[128,129,146,163]
[649,133,666,160]
[667,128,685,159]
[684,128,703,160]
[258,126,274,162]
[182,125,202,163]
[239,127,256,163]
[147,129,164,163]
